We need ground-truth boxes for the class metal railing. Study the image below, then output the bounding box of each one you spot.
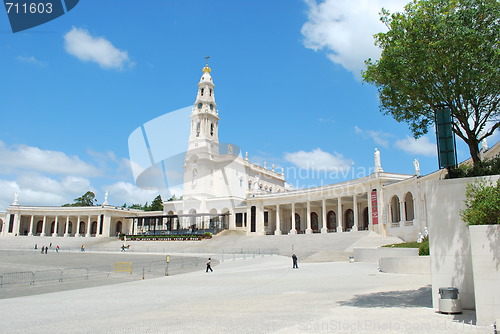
[0,265,111,287]
[0,249,278,287]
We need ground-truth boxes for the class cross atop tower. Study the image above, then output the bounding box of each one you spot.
[204,56,210,66]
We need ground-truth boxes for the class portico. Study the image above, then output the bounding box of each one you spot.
[2,206,137,238]
[245,172,410,236]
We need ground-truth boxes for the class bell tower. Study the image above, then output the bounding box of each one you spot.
[188,61,220,154]
[183,61,221,208]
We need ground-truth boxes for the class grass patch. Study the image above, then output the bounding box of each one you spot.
[382,237,429,256]
[382,241,420,248]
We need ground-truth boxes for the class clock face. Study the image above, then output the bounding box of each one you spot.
[197,103,202,109]
[210,104,214,110]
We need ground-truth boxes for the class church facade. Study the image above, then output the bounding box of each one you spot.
[1,65,498,240]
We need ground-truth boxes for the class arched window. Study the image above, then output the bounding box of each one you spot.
[210,123,214,136]
[68,221,73,234]
[345,209,354,230]
[50,221,55,234]
[116,221,123,234]
[311,212,319,231]
[196,122,200,137]
[391,195,401,223]
[295,213,301,231]
[91,221,98,235]
[404,192,414,221]
[209,88,212,96]
[327,211,336,231]
[362,208,369,230]
[200,88,204,96]
[36,220,43,234]
[79,221,86,235]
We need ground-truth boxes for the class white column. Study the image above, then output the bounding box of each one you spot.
[52,216,59,237]
[40,216,47,237]
[256,202,265,235]
[102,215,111,237]
[306,201,312,234]
[399,197,405,226]
[321,199,328,233]
[86,215,92,237]
[12,214,20,236]
[63,216,69,237]
[352,195,358,232]
[289,203,297,235]
[246,206,252,235]
[75,215,81,237]
[337,197,343,232]
[96,215,102,237]
[28,215,34,236]
[275,204,281,235]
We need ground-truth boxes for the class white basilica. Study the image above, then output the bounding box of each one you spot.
[1,65,499,241]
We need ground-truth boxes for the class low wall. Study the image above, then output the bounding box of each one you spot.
[379,256,431,274]
[353,247,418,262]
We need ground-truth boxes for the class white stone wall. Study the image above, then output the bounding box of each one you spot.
[425,175,499,310]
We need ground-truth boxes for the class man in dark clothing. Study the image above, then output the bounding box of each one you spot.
[292,253,298,269]
[206,258,213,272]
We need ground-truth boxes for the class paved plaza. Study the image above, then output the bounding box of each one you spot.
[0,234,492,334]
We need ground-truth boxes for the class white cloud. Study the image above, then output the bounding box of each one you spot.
[284,148,353,171]
[64,27,133,69]
[0,141,100,176]
[17,56,47,67]
[354,126,392,147]
[0,175,93,210]
[301,0,407,79]
[395,135,437,156]
[105,181,164,206]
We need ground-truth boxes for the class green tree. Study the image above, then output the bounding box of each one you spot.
[128,204,144,210]
[363,0,500,166]
[62,191,97,207]
[149,195,164,211]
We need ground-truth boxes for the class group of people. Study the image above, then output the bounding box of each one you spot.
[34,243,60,253]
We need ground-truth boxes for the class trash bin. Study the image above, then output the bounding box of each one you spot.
[438,287,462,314]
[439,287,459,300]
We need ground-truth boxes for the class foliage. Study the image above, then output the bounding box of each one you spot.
[363,0,500,166]
[62,191,97,207]
[127,203,144,210]
[123,234,209,241]
[382,236,430,256]
[383,241,421,248]
[146,195,163,211]
[418,236,430,256]
[448,154,500,178]
[460,179,500,225]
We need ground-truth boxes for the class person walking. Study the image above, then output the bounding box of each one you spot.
[44,246,48,254]
[292,253,298,269]
[206,257,213,273]
[56,245,60,253]
[41,246,44,254]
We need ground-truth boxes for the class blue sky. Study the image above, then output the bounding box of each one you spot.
[1,0,496,210]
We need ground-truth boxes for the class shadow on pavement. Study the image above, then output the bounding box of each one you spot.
[338,285,433,308]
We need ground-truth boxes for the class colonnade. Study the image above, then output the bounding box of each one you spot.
[246,190,381,235]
